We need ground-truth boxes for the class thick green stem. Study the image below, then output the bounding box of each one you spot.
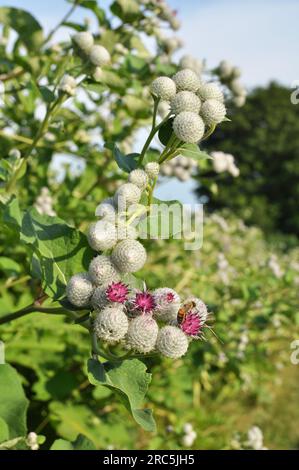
[0,306,65,326]
[139,108,171,165]
[159,136,182,164]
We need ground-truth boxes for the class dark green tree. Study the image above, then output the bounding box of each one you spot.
[197,82,299,235]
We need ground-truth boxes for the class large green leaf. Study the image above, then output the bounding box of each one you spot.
[0,256,21,276]
[0,364,28,442]
[19,208,93,299]
[105,142,139,173]
[2,199,93,299]
[110,0,142,23]
[158,118,174,146]
[87,358,156,432]
[51,434,96,450]
[178,143,212,162]
[1,196,22,229]
[0,7,43,51]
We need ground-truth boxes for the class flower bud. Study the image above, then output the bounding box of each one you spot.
[126,315,159,353]
[179,55,203,75]
[173,112,205,143]
[198,82,224,102]
[66,272,93,307]
[89,255,120,286]
[172,69,201,92]
[230,79,246,96]
[153,287,180,322]
[95,198,116,221]
[89,45,111,66]
[233,95,246,107]
[145,162,160,179]
[72,32,94,54]
[170,91,201,115]
[150,76,176,101]
[58,74,76,96]
[94,305,128,343]
[91,286,109,310]
[156,325,189,359]
[114,183,141,209]
[87,220,117,251]
[128,169,148,190]
[111,239,147,273]
[200,99,226,125]
[219,60,233,78]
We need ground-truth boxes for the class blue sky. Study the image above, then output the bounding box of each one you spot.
[1,0,298,204]
[1,0,298,87]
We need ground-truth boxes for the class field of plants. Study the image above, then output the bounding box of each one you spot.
[0,0,298,451]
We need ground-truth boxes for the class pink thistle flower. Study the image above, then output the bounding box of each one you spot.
[106,282,129,303]
[132,291,156,314]
[180,312,202,338]
[165,292,175,303]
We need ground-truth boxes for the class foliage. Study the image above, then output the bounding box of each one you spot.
[197,83,299,236]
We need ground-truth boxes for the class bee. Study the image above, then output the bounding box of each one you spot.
[177,301,196,325]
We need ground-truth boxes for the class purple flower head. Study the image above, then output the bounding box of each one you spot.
[132,290,156,314]
[165,292,175,303]
[106,282,129,303]
[180,312,202,337]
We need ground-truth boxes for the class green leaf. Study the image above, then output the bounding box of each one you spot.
[62,21,86,32]
[87,358,156,432]
[0,418,9,444]
[123,95,150,119]
[138,197,183,239]
[51,434,96,450]
[39,86,56,104]
[19,208,94,299]
[90,69,126,92]
[0,7,43,51]
[125,55,147,73]
[105,142,140,173]
[110,0,142,23]
[1,197,22,230]
[178,143,212,161]
[0,364,28,441]
[0,257,21,276]
[158,118,174,146]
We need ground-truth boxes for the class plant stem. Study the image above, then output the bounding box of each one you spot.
[0,131,34,145]
[0,305,65,326]
[159,136,182,164]
[139,108,171,165]
[0,67,24,82]
[44,1,79,44]
[147,176,158,208]
[6,95,64,193]
[201,123,216,141]
[90,331,111,361]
